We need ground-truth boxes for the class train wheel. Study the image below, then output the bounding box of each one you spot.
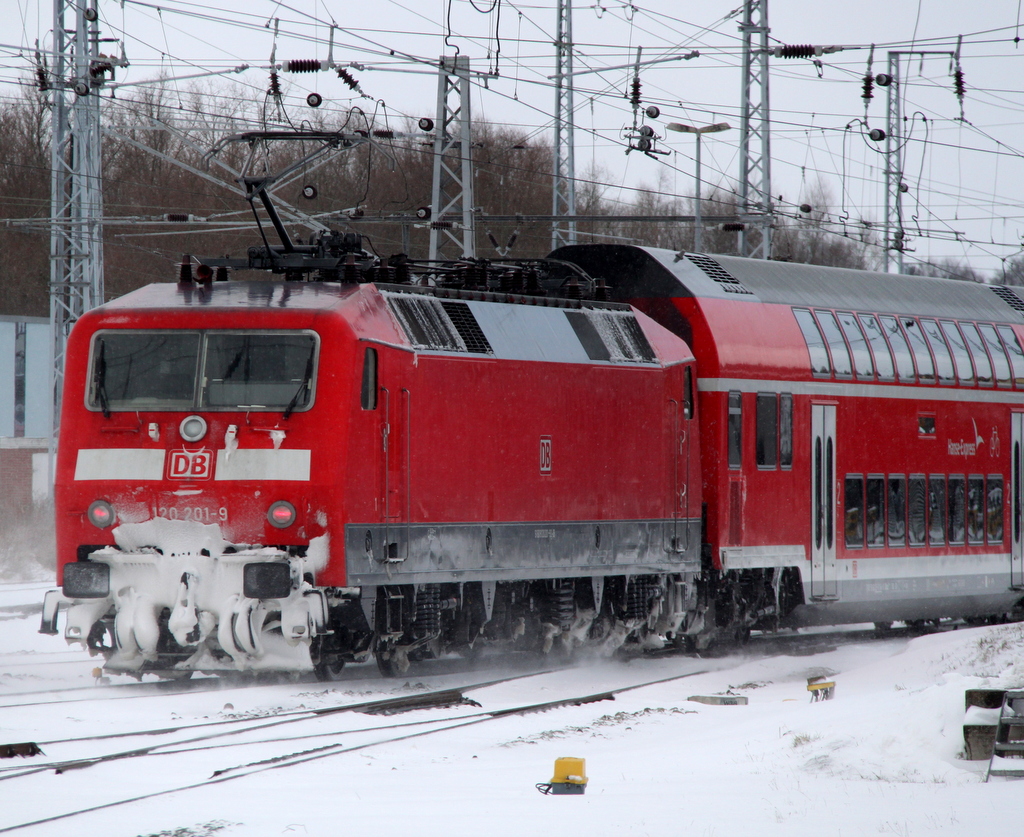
[313,657,346,682]
[374,642,410,677]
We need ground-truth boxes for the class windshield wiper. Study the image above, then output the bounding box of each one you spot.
[94,339,111,419]
[282,346,316,419]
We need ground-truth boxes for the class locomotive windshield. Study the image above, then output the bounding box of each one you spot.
[88,330,318,413]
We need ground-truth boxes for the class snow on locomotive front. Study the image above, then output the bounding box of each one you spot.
[41,277,701,677]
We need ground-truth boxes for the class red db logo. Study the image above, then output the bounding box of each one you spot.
[167,450,213,480]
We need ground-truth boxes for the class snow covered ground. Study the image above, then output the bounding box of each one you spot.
[3,577,1024,837]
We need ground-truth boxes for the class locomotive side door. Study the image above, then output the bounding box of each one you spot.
[380,383,410,561]
[810,403,838,598]
[1012,412,1024,588]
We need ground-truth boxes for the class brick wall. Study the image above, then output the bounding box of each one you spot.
[0,440,47,517]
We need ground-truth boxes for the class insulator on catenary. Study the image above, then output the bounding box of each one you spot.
[283,59,325,73]
[774,44,816,59]
[337,68,360,90]
[35,66,48,91]
[953,69,966,99]
[861,74,874,102]
[268,72,281,97]
[165,213,191,223]
[629,76,641,108]
[372,129,394,139]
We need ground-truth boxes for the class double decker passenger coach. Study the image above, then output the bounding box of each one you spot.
[552,245,1024,634]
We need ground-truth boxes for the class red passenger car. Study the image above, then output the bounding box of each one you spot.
[42,278,700,677]
[552,245,1024,639]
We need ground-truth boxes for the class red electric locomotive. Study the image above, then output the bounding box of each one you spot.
[551,245,1024,637]
[41,275,701,677]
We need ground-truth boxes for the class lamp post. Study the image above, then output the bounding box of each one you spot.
[666,122,731,252]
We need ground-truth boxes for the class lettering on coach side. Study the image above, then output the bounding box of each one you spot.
[167,449,213,480]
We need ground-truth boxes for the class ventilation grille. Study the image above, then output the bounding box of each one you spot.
[440,301,493,354]
[989,285,1024,316]
[686,253,753,294]
[565,310,656,363]
[385,293,492,354]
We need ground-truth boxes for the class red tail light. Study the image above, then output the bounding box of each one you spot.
[87,500,115,529]
[267,501,296,529]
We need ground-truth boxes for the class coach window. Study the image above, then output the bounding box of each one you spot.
[921,319,956,385]
[960,322,993,387]
[996,326,1024,387]
[756,393,778,469]
[947,475,966,545]
[903,319,936,385]
[794,309,831,377]
[866,475,886,547]
[967,475,985,544]
[360,348,378,410]
[858,314,895,382]
[728,391,743,470]
[780,393,793,469]
[887,475,907,547]
[908,475,927,546]
[928,476,946,546]
[940,321,975,386]
[987,475,1004,544]
[838,312,874,379]
[814,310,853,378]
[844,475,864,548]
[978,324,1012,388]
[879,315,916,383]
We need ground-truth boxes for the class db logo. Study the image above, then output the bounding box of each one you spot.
[539,436,552,474]
[167,449,213,480]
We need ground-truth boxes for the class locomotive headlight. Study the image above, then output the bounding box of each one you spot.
[87,499,115,529]
[63,561,110,598]
[179,415,208,443]
[267,501,297,529]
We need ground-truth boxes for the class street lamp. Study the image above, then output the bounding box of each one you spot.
[666,121,731,252]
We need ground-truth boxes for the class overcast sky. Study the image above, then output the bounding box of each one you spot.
[3,0,1023,275]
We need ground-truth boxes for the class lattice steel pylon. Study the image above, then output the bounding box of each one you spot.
[737,0,772,259]
[47,0,106,471]
[883,52,905,274]
[428,55,476,261]
[551,0,576,250]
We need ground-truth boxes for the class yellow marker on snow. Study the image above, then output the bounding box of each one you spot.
[537,757,588,795]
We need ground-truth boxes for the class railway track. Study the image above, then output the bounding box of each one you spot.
[0,665,709,833]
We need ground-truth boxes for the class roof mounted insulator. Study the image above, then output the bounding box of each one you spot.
[343,253,360,284]
[594,278,610,301]
[215,266,229,282]
[195,264,213,286]
[178,255,193,285]
[525,268,545,297]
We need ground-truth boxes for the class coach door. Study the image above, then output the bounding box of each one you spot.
[668,367,695,553]
[810,403,838,598]
[1012,413,1024,588]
